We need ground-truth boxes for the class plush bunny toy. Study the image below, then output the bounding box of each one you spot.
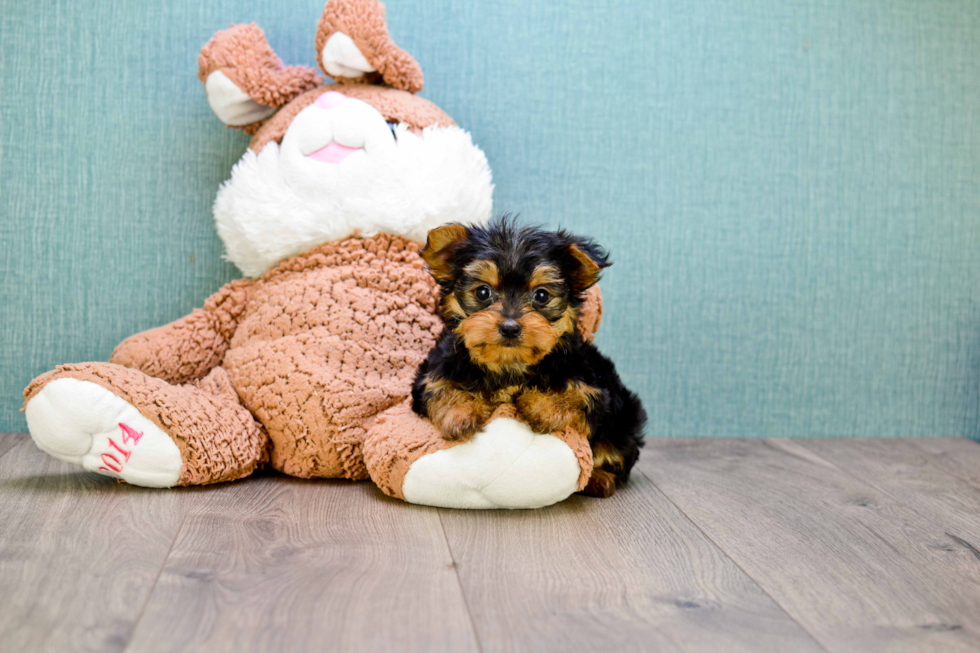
[23,0,601,509]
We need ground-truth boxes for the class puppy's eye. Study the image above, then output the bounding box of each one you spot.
[533,288,551,304]
[475,285,492,302]
[387,122,399,141]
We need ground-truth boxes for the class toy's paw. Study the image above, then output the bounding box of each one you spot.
[402,417,581,509]
[24,378,182,488]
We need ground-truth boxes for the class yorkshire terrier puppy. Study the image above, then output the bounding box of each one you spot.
[411,217,646,498]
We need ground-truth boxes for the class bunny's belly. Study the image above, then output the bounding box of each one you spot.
[221,237,442,478]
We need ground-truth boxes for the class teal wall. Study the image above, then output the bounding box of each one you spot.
[2,0,978,436]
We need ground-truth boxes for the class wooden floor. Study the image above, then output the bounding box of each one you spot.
[1,434,979,652]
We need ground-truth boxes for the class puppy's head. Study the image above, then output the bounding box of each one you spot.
[422,217,610,374]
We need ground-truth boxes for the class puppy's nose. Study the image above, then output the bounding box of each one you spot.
[498,319,522,339]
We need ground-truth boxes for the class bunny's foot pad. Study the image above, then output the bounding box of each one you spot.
[402,418,581,509]
[25,378,182,488]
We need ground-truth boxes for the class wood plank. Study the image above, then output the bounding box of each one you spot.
[0,433,28,460]
[800,438,980,556]
[905,437,980,488]
[0,438,189,652]
[125,477,480,653]
[441,471,824,653]
[640,439,980,653]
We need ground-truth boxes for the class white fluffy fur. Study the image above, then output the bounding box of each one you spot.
[213,107,493,276]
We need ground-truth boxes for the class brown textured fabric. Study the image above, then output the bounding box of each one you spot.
[198,23,323,133]
[549,427,594,492]
[248,83,454,153]
[577,284,603,343]
[219,235,442,479]
[24,364,267,486]
[315,0,424,92]
[110,279,253,385]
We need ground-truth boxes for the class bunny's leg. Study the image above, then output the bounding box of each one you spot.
[24,364,266,487]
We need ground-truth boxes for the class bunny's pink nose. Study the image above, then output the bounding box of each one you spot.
[314,91,347,110]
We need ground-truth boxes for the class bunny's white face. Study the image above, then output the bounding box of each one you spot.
[279,92,398,187]
[213,90,493,277]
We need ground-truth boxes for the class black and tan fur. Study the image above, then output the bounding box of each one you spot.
[411,217,646,498]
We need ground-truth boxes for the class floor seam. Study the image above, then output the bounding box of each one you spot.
[121,512,187,653]
[636,462,831,653]
[904,437,980,491]
[438,511,484,653]
[0,434,29,464]
[793,439,980,550]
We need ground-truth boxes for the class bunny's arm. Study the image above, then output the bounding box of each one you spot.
[110,279,254,386]
[577,284,604,342]
[198,23,322,132]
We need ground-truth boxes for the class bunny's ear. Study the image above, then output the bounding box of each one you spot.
[315,0,424,93]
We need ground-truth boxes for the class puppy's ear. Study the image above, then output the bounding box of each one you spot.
[423,224,469,282]
[565,243,610,292]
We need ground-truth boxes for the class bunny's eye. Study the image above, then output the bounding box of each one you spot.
[387,122,399,141]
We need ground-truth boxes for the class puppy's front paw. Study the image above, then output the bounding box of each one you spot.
[581,469,617,498]
[426,390,494,442]
[437,405,490,441]
[516,388,587,435]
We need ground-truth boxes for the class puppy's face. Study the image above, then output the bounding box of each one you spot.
[423,221,609,374]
